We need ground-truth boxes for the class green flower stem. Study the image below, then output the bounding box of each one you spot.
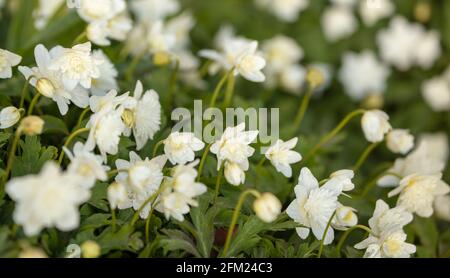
[74,107,91,130]
[125,51,145,82]
[145,204,157,244]
[198,60,212,78]
[1,129,22,185]
[353,142,381,172]
[168,60,180,110]
[209,69,233,108]
[317,210,336,258]
[131,185,166,226]
[336,225,371,257]
[222,72,236,108]
[27,93,41,116]
[57,128,90,165]
[303,109,366,162]
[197,143,212,181]
[257,156,266,168]
[152,140,165,157]
[111,208,117,233]
[293,85,313,129]
[213,166,223,203]
[19,78,32,109]
[72,30,87,45]
[221,189,261,258]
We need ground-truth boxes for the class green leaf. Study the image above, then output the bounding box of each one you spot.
[412,217,439,257]
[87,183,109,212]
[159,229,201,257]
[41,115,69,135]
[97,225,135,254]
[0,132,11,149]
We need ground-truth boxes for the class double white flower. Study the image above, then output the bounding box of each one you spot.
[0,48,21,79]
[361,109,392,143]
[264,137,302,178]
[355,200,416,258]
[210,123,259,186]
[164,132,205,165]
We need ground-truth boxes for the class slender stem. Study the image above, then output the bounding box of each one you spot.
[223,72,236,108]
[19,80,30,109]
[336,225,371,257]
[152,140,164,158]
[1,129,21,184]
[209,69,233,108]
[145,204,157,244]
[353,142,381,172]
[197,144,211,181]
[131,185,166,226]
[72,31,87,45]
[57,128,90,165]
[257,157,266,168]
[303,109,366,162]
[213,166,223,203]
[317,210,336,258]
[74,107,91,130]
[198,60,212,78]
[221,189,261,257]
[293,85,313,129]
[27,93,41,115]
[111,208,117,233]
[125,51,145,82]
[168,60,180,110]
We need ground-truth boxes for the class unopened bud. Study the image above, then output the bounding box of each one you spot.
[306,67,325,90]
[19,116,44,136]
[36,78,56,98]
[253,192,282,223]
[81,240,101,258]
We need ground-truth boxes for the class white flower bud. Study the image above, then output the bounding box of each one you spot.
[224,162,245,186]
[0,106,21,129]
[36,78,56,98]
[107,182,128,210]
[81,240,101,258]
[386,129,414,154]
[361,110,392,143]
[253,192,282,223]
[19,116,44,136]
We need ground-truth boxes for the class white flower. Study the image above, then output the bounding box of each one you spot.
[164,132,205,165]
[286,167,343,245]
[354,200,415,258]
[377,16,440,70]
[5,162,90,236]
[115,152,167,219]
[330,0,356,6]
[19,116,44,136]
[253,192,282,223]
[254,0,309,22]
[90,50,118,96]
[130,0,180,22]
[338,51,390,101]
[265,137,302,178]
[48,42,102,90]
[332,204,358,230]
[388,174,450,217]
[107,182,128,210]
[33,0,64,29]
[361,110,392,143]
[210,122,259,171]
[0,48,22,79]
[146,21,177,56]
[122,81,162,150]
[359,0,394,26]
[321,5,357,42]
[166,12,195,51]
[19,44,90,115]
[156,161,207,221]
[224,161,247,186]
[64,142,109,189]
[434,195,450,222]
[329,169,355,191]
[0,106,21,129]
[77,0,126,23]
[87,13,133,46]
[378,133,448,187]
[278,64,306,93]
[386,129,414,155]
[200,39,266,83]
[422,77,450,112]
[262,35,304,73]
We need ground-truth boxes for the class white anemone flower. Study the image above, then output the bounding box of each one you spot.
[5,162,90,236]
[77,0,126,23]
[19,44,90,115]
[286,167,344,245]
[64,142,109,189]
[329,169,355,191]
[361,110,392,143]
[164,132,205,165]
[0,48,22,79]
[386,129,414,155]
[254,0,309,22]
[321,5,357,42]
[332,203,358,230]
[264,137,302,178]
[48,42,102,91]
[90,50,119,96]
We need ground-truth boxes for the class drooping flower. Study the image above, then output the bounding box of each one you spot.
[107,182,128,210]
[329,169,355,191]
[0,106,21,129]
[253,192,282,223]
[332,204,358,230]
[264,137,302,178]
[361,110,392,143]
[286,167,343,245]
[386,129,414,155]
[0,48,22,79]
[388,174,450,217]
[223,161,247,186]
[164,132,205,165]
[5,162,90,236]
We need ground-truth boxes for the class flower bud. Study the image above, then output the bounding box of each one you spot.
[0,106,21,129]
[224,162,245,186]
[306,67,325,90]
[36,78,56,98]
[18,247,47,258]
[81,240,101,258]
[386,129,414,154]
[414,1,431,23]
[361,110,391,143]
[253,192,282,223]
[332,205,358,230]
[107,182,128,210]
[19,116,44,136]
[362,94,384,110]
